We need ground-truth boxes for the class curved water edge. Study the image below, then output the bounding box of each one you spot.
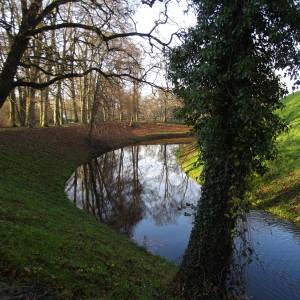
[65,143,201,262]
[65,142,300,300]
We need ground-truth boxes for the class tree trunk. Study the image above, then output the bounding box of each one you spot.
[0,34,30,109]
[81,76,88,124]
[10,91,18,127]
[60,85,65,124]
[40,89,44,126]
[88,75,101,142]
[28,88,37,127]
[43,86,49,127]
[71,78,79,122]
[18,87,27,126]
[0,0,42,108]
[174,160,235,299]
[54,82,62,126]
[40,85,49,127]
[163,97,167,123]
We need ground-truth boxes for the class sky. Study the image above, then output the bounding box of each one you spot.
[133,1,296,96]
[134,0,196,43]
[133,0,196,95]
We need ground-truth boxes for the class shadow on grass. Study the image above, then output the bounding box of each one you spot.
[257,179,300,209]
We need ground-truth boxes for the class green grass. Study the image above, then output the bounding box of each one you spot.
[0,127,177,299]
[179,91,300,224]
[263,92,300,180]
[254,91,300,223]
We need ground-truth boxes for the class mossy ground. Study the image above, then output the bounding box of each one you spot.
[0,124,189,299]
[179,91,300,225]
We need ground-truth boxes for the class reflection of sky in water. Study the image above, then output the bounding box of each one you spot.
[135,145,200,224]
[65,144,201,257]
[133,214,193,262]
[66,143,300,300]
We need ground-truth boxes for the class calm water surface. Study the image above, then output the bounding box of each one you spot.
[65,143,300,300]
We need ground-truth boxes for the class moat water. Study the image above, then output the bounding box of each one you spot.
[66,143,300,300]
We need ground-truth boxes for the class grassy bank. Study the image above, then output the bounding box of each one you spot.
[0,123,189,299]
[178,91,300,225]
[254,91,300,223]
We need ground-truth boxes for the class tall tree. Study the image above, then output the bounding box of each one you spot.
[169,1,300,298]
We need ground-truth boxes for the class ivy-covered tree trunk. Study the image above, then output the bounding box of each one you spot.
[169,0,300,298]
[175,163,235,298]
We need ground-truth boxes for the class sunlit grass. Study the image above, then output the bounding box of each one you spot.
[254,91,300,223]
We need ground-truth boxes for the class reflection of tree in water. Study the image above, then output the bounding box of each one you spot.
[141,144,193,225]
[66,144,201,235]
[66,146,144,237]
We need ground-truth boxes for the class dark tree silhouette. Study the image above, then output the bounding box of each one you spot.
[169,1,300,298]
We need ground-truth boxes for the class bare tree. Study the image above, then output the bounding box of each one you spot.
[0,0,172,110]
